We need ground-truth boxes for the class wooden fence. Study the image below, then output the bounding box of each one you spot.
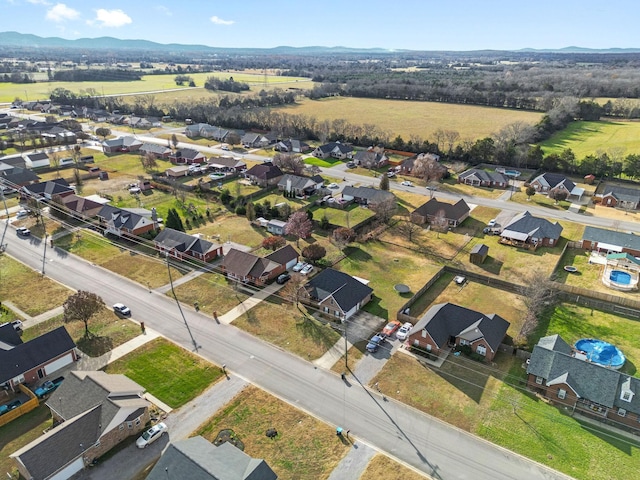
[0,384,39,427]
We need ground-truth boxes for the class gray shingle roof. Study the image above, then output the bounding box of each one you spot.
[140,142,171,155]
[303,268,373,314]
[277,174,320,191]
[23,178,73,197]
[413,198,469,220]
[222,248,280,279]
[155,228,219,256]
[502,211,563,241]
[602,185,640,202]
[459,169,508,184]
[412,303,510,352]
[98,205,152,231]
[0,326,76,383]
[341,186,395,204]
[147,437,278,480]
[264,245,298,266]
[582,226,640,252]
[532,173,576,192]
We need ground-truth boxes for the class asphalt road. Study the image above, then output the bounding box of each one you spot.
[2,223,573,480]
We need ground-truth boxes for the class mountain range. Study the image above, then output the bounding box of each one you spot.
[0,31,638,54]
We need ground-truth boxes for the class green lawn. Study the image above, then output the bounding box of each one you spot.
[539,120,640,159]
[169,273,249,316]
[309,203,375,229]
[105,338,223,409]
[304,156,344,168]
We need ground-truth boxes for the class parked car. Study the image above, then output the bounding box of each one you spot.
[129,186,141,194]
[346,161,356,168]
[300,264,313,276]
[488,219,497,227]
[366,333,386,353]
[34,376,65,398]
[387,171,396,178]
[401,181,413,187]
[292,262,306,272]
[113,303,131,316]
[382,320,402,337]
[276,272,291,284]
[220,144,230,151]
[16,209,30,219]
[396,322,413,341]
[16,227,30,237]
[136,422,168,448]
[327,183,339,189]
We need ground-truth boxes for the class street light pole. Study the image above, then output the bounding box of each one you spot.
[42,234,48,275]
[343,315,348,369]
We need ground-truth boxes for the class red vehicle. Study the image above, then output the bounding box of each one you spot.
[382,320,402,337]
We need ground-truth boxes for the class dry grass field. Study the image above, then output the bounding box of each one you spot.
[274,97,544,140]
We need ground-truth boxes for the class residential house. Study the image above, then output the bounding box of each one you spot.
[24,152,50,169]
[581,226,640,257]
[146,436,278,480]
[154,228,223,262]
[139,142,172,159]
[469,243,489,265]
[0,166,40,188]
[264,244,299,271]
[60,194,105,219]
[184,123,207,138]
[277,174,324,197]
[458,169,509,189]
[526,334,640,432]
[341,186,395,207]
[245,164,284,187]
[125,116,152,129]
[101,136,143,154]
[170,148,207,165]
[499,211,563,248]
[41,126,77,145]
[353,150,389,169]
[241,132,276,148]
[530,172,584,200]
[184,124,229,141]
[97,205,157,237]
[267,219,287,236]
[312,142,353,160]
[598,184,640,210]
[274,138,311,154]
[207,156,246,172]
[0,155,27,169]
[22,178,74,201]
[299,268,373,320]
[406,303,510,362]
[410,198,470,228]
[11,371,150,480]
[221,248,285,285]
[0,325,78,391]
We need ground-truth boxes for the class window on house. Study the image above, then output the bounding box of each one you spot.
[558,389,566,399]
[476,345,487,356]
[535,376,543,385]
[127,421,133,429]
[413,339,420,347]
[135,418,141,426]
[621,391,633,402]
[618,408,627,417]
[119,424,124,431]
[459,339,469,346]
[421,329,427,338]
[426,344,432,352]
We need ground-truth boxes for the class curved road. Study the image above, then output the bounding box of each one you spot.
[2,225,572,480]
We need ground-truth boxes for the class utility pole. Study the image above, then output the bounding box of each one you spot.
[343,316,348,369]
[166,253,199,352]
[42,234,48,275]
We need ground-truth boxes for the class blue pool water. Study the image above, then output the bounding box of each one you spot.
[575,338,626,369]
[504,170,521,177]
[610,270,632,285]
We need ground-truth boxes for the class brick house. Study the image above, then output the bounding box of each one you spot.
[499,211,563,248]
[22,178,75,201]
[410,198,470,228]
[527,334,640,433]
[154,228,223,262]
[11,371,150,480]
[221,248,285,285]
[598,185,640,210]
[299,268,373,320]
[101,136,143,154]
[312,142,353,160]
[341,186,395,208]
[458,169,509,189]
[581,226,640,257]
[245,164,284,187]
[406,303,510,362]
[0,325,78,392]
[170,148,207,165]
[97,205,158,237]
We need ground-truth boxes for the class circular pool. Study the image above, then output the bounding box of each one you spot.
[610,270,631,285]
[575,338,626,369]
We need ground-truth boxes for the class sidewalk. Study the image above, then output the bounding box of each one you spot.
[4,301,65,328]
[217,282,284,324]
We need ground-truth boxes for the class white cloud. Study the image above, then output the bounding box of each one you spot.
[28,0,52,5]
[91,8,132,28]
[210,15,234,26]
[46,3,80,22]
[155,5,172,16]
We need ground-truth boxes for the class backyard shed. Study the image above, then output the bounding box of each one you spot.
[470,243,489,264]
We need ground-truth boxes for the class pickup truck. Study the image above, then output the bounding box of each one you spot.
[34,376,64,398]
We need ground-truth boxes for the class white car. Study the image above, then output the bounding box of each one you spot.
[136,422,167,448]
[292,262,306,272]
[327,183,339,189]
[396,322,413,341]
[16,209,30,219]
[488,219,497,227]
[113,303,131,316]
[401,181,413,187]
[300,264,313,275]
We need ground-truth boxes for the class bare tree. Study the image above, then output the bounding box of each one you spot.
[443,129,460,155]
[225,132,241,149]
[49,152,61,177]
[281,273,306,306]
[171,133,179,150]
[379,174,389,191]
[412,153,447,183]
[431,209,449,236]
[273,153,305,175]
[141,152,158,171]
[517,269,558,345]
[396,219,421,242]
[372,198,397,224]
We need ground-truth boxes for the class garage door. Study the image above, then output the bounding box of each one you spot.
[285,259,297,270]
[44,353,73,376]
[49,456,84,480]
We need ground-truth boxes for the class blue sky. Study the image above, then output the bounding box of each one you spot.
[2,0,637,50]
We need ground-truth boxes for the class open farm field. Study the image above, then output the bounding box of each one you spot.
[0,72,310,103]
[273,97,544,140]
[539,120,640,158]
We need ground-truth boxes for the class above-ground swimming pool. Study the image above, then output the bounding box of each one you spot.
[575,338,626,369]
[610,270,632,285]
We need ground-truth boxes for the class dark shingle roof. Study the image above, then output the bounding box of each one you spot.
[264,245,298,266]
[146,437,278,480]
[245,164,283,181]
[602,185,640,202]
[459,169,509,184]
[277,174,320,191]
[470,243,489,256]
[303,268,373,313]
[502,211,563,241]
[342,186,395,204]
[412,303,510,353]
[532,173,576,192]
[140,142,171,155]
[23,178,73,197]
[222,248,279,279]
[413,198,469,220]
[582,226,640,252]
[0,326,76,383]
